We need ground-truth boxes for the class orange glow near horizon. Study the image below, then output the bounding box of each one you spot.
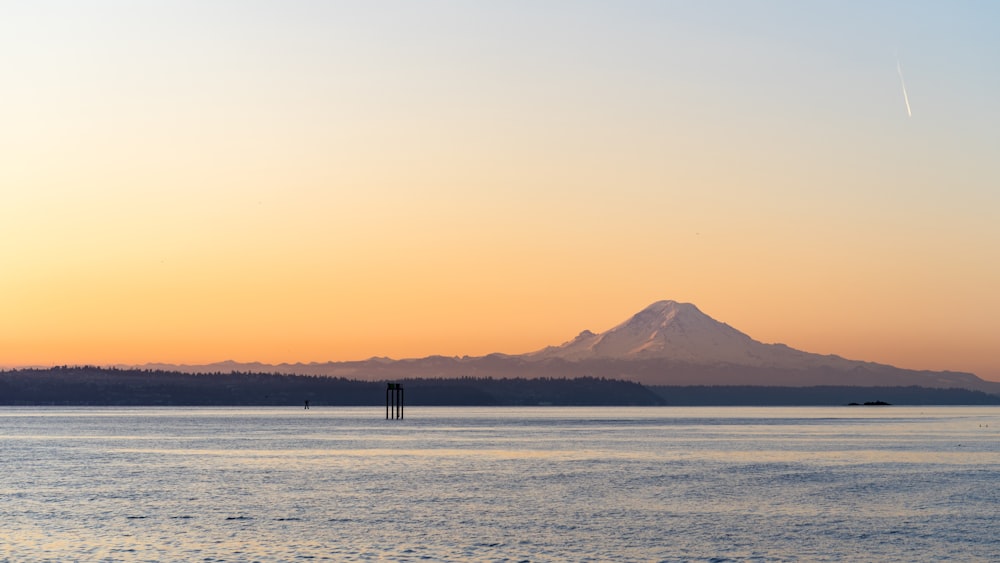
[2,2,999,382]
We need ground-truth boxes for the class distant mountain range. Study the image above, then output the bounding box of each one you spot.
[130,301,1000,395]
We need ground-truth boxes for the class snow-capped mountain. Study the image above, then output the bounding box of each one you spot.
[528,300,855,369]
[126,300,997,393]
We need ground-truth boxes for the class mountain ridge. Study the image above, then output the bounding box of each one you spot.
[526,300,856,369]
[118,301,1000,394]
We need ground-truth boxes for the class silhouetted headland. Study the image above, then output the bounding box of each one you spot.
[2,367,998,406]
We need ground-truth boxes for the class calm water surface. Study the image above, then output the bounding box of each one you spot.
[1,406,998,562]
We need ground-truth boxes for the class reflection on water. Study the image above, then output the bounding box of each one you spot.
[1,406,998,561]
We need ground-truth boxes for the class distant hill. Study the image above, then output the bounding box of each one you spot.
[128,301,1000,395]
[649,385,1000,406]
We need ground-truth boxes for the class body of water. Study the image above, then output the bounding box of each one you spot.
[1,406,998,561]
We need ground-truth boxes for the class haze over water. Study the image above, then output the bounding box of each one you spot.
[3,406,998,561]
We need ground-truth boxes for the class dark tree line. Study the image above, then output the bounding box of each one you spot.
[0,367,663,406]
[396,376,664,406]
[1,367,996,406]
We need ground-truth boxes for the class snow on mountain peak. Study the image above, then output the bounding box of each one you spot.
[530,300,846,368]
[622,300,702,328]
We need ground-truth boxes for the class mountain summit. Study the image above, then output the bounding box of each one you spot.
[127,300,997,393]
[520,300,991,390]
[530,300,841,368]
[530,301,761,363]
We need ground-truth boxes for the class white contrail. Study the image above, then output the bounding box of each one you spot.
[896,59,912,117]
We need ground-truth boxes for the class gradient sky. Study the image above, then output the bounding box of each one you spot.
[3,1,999,381]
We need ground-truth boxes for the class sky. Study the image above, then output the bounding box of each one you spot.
[2,1,999,381]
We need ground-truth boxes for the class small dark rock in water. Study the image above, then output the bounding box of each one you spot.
[847,401,892,406]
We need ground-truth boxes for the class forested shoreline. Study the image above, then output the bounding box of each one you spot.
[2,366,998,406]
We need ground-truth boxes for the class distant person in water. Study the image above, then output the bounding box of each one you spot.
[304,400,310,409]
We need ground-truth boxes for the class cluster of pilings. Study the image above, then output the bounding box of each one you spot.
[386,382,403,419]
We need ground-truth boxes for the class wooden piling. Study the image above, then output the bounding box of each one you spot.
[386,383,403,419]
